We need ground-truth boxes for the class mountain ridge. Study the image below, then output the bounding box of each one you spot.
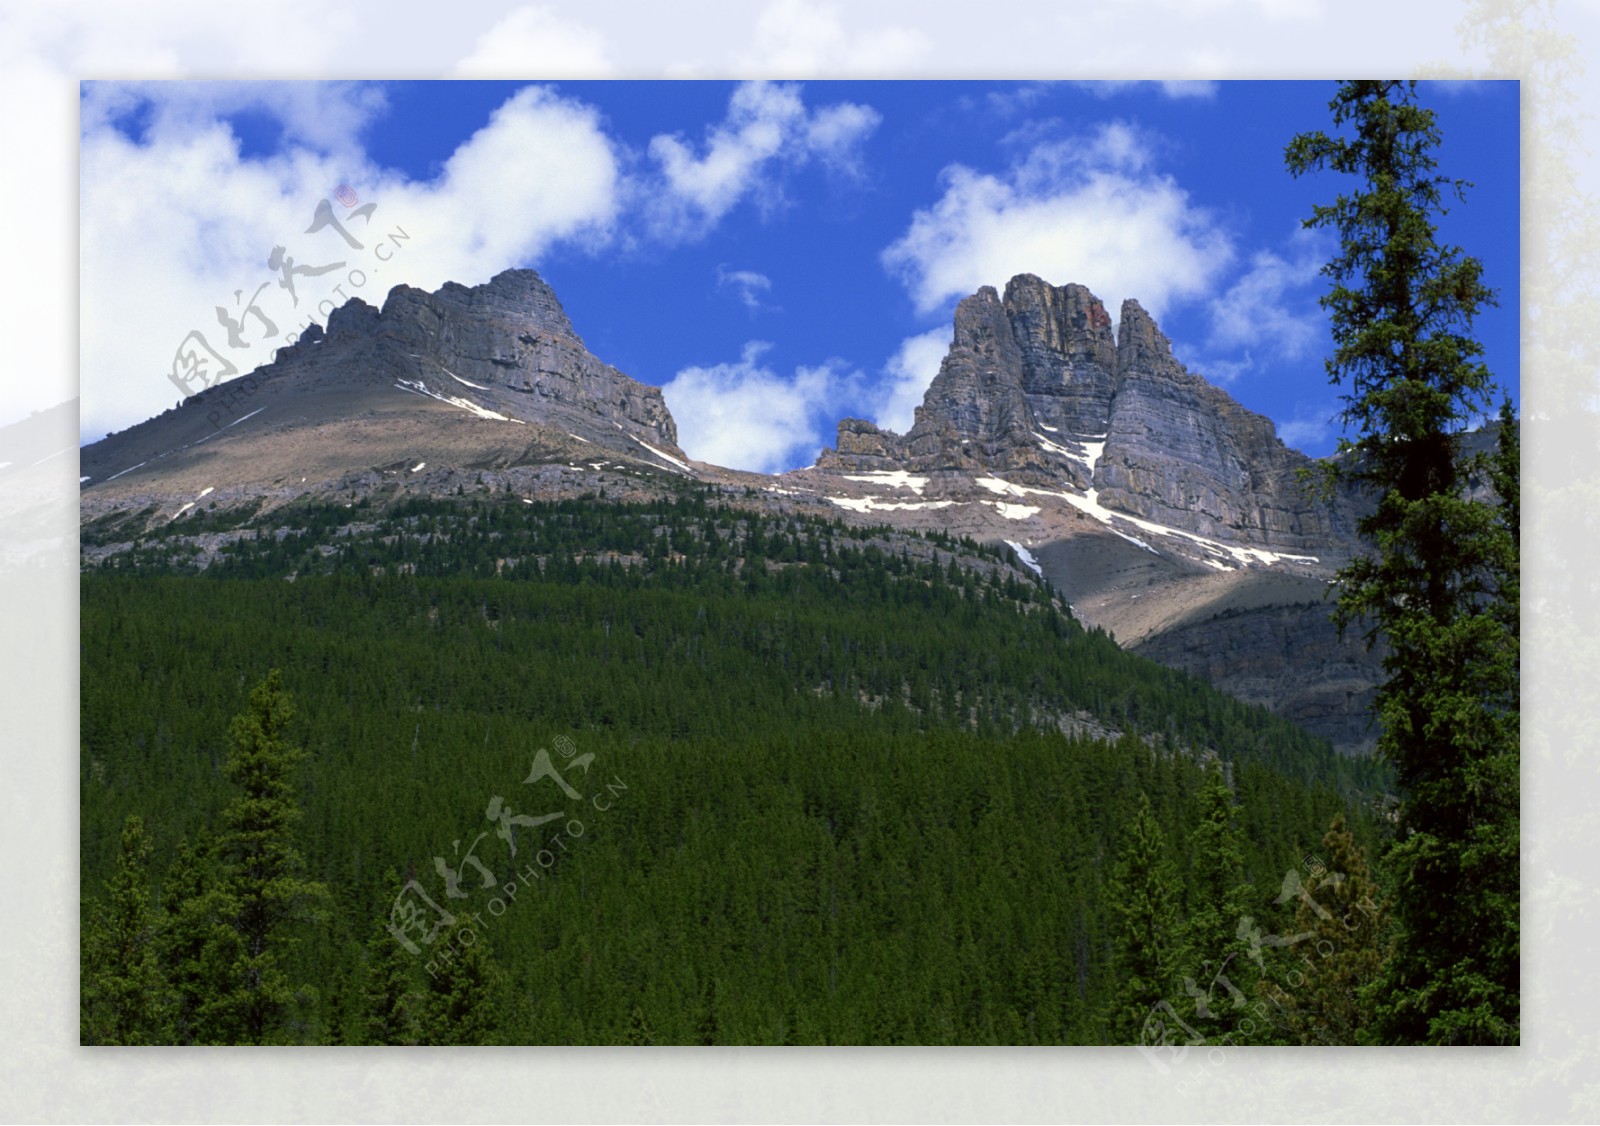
[78,265,1446,756]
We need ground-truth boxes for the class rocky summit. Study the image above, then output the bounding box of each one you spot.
[81,267,1431,756]
[818,273,1359,554]
[80,269,690,509]
[805,273,1383,754]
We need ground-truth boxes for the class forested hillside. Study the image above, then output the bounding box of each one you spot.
[81,490,1391,1044]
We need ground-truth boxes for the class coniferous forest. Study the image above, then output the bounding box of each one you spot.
[82,488,1395,1045]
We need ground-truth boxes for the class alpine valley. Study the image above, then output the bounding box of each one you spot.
[81,266,1409,1045]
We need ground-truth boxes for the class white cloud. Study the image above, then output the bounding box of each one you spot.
[1075,80,1220,100]
[452,7,614,77]
[79,82,621,441]
[875,328,951,434]
[1160,80,1222,99]
[645,80,879,240]
[736,0,929,75]
[1182,227,1331,385]
[983,84,1057,117]
[716,266,774,311]
[80,80,387,156]
[1206,230,1328,360]
[1276,406,1338,453]
[881,122,1233,319]
[662,341,856,473]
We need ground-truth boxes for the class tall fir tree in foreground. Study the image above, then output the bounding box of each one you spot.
[1261,814,1389,1045]
[1287,79,1519,1044]
[1177,761,1256,1040]
[362,874,421,1046]
[81,815,170,1044]
[1106,792,1183,1043]
[206,670,330,1043]
[156,831,230,1044]
[417,920,506,1046]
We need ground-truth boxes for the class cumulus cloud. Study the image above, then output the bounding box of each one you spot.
[1206,231,1328,359]
[874,328,951,434]
[452,6,614,77]
[645,80,879,240]
[1182,227,1330,387]
[662,341,856,473]
[881,122,1233,319]
[716,266,774,311]
[1075,80,1220,100]
[735,0,929,76]
[79,82,622,441]
[1276,406,1339,454]
[80,80,388,157]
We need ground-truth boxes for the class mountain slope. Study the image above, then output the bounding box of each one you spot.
[80,269,691,515]
[80,267,1395,752]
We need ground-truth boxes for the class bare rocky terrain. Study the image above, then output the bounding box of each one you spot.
[80,267,1407,754]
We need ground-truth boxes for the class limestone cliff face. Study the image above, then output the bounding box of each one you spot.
[1096,299,1352,552]
[1132,603,1383,758]
[272,268,681,454]
[819,274,1356,549]
[1003,274,1118,435]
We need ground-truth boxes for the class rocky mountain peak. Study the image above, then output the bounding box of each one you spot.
[381,268,581,344]
[817,273,1358,551]
[264,268,680,453]
[80,267,689,502]
[1114,298,1174,371]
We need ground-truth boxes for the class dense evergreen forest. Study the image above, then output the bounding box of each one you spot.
[81,489,1394,1044]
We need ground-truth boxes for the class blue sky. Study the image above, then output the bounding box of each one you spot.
[80,79,1519,471]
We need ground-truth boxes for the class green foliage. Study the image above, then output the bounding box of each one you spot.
[1106,793,1182,1043]
[1175,762,1256,1040]
[1258,814,1389,1045]
[155,832,227,1044]
[81,492,1390,1043]
[361,875,420,1045]
[81,815,171,1044]
[1288,79,1519,1044]
[204,671,330,1044]
[417,921,505,1046]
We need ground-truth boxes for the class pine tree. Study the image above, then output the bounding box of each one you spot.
[1106,792,1183,1043]
[1177,761,1255,1040]
[1287,80,1519,1044]
[363,932,421,1046]
[1264,814,1390,1045]
[156,831,232,1044]
[626,1003,657,1045]
[81,815,171,1044]
[207,670,330,1044]
[362,874,420,1046]
[417,920,505,1045]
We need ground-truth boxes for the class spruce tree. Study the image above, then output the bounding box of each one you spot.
[208,670,330,1044]
[1287,80,1519,1044]
[1265,814,1389,1045]
[156,831,232,1044]
[417,921,505,1045]
[1177,761,1255,1040]
[362,873,420,1045]
[81,815,171,1044]
[626,1004,657,1045]
[1106,792,1183,1043]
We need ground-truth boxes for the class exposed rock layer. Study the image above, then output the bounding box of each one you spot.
[274,269,681,452]
[819,274,1358,550]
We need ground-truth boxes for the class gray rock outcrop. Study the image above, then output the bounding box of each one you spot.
[819,274,1358,549]
[271,268,681,454]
